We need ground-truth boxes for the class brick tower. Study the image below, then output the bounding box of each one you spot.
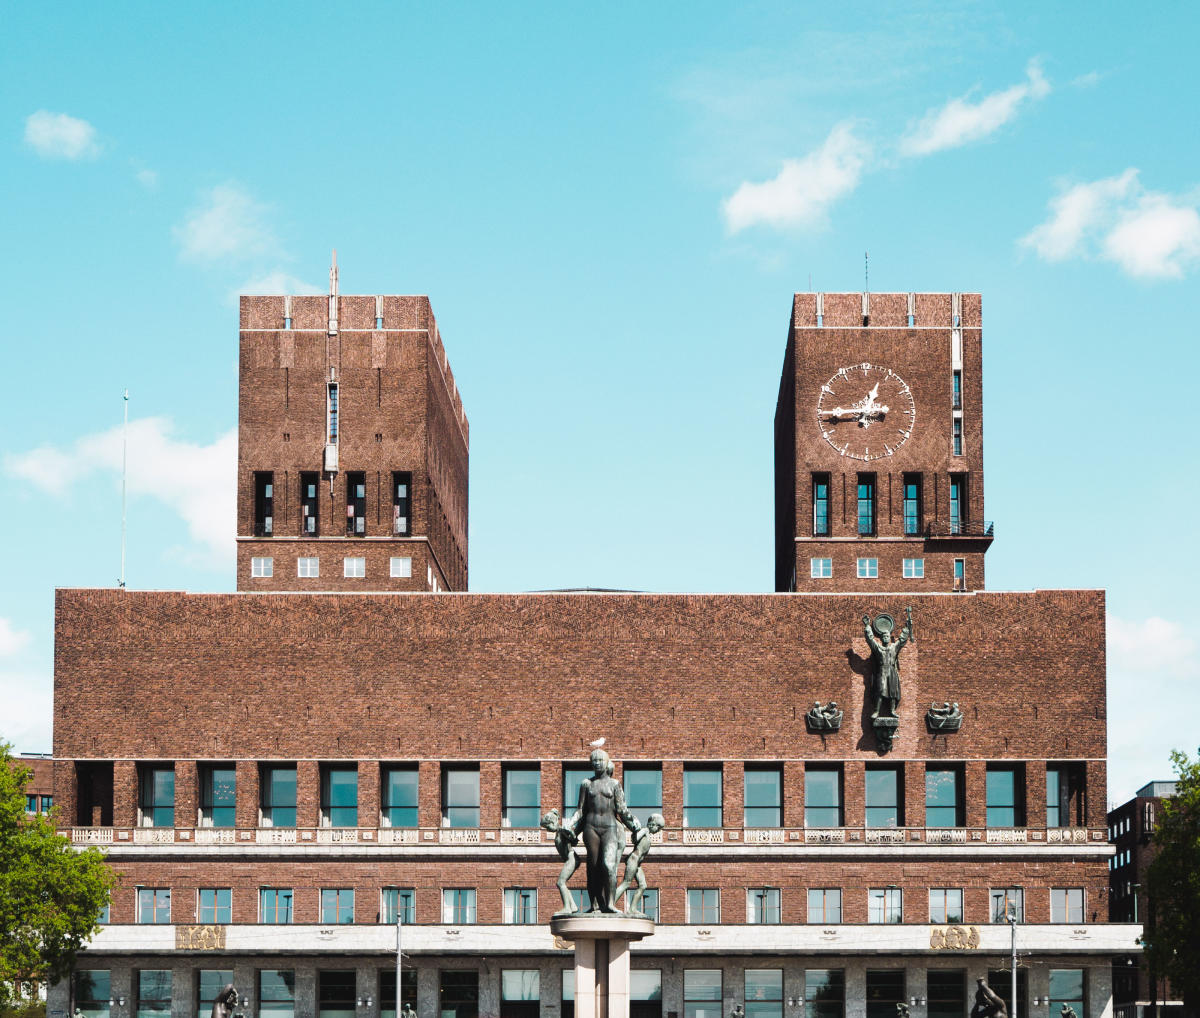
[236,256,468,591]
[775,292,991,592]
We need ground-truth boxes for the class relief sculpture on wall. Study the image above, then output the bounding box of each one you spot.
[863,607,913,751]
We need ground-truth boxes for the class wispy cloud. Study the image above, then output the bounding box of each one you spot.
[174,183,281,262]
[900,61,1049,157]
[1022,170,1200,279]
[722,123,870,234]
[236,271,322,297]
[24,110,100,160]
[135,167,159,189]
[0,618,31,658]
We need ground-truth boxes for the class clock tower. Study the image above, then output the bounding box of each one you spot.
[775,291,992,592]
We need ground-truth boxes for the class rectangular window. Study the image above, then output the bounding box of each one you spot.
[503,887,538,924]
[807,888,841,923]
[297,556,320,578]
[26,794,38,813]
[1047,763,1086,828]
[199,765,236,828]
[624,765,664,826]
[260,765,297,828]
[393,472,412,536]
[806,766,842,827]
[682,766,722,828]
[320,888,354,924]
[1049,970,1085,1018]
[990,887,1024,923]
[949,475,966,533]
[98,900,110,924]
[379,968,418,1018]
[929,888,964,924]
[857,474,876,535]
[684,971,722,1018]
[260,888,294,924]
[925,766,964,827]
[381,766,418,828]
[902,557,924,578]
[300,472,320,534]
[251,556,273,578]
[640,889,660,922]
[346,472,366,535]
[812,474,830,536]
[744,766,782,828]
[321,765,358,827]
[570,889,592,913]
[952,370,962,409]
[440,972,479,1018]
[442,766,480,828]
[631,970,662,1018]
[952,417,963,456]
[501,971,540,1018]
[503,766,541,828]
[686,889,720,923]
[1051,888,1085,923]
[563,764,591,815]
[927,970,967,1018]
[254,472,274,536]
[953,558,966,590]
[390,556,413,578]
[865,971,905,1018]
[138,765,174,827]
[343,556,365,578]
[260,971,296,1018]
[868,888,902,924]
[76,971,112,1018]
[198,970,234,1018]
[987,971,1027,1018]
[865,766,902,828]
[327,383,339,443]
[857,557,878,578]
[197,888,231,924]
[137,970,172,1018]
[442,888,477,924]
[902,475,922,535]
[810,557,832,578]
[805,970,844,1018]
[986,765,1024,827]
[381,888,415,925]
[137,888,171,924]
[318,971,355,1018]
[747,888,781,924]
[744,970,783,1018]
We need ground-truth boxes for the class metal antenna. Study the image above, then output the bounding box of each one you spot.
[119,389,129,589]
[865,251,869,294]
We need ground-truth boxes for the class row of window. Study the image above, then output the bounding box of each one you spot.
[811,473,969,537]
[250,556,419,580]
[133,760,1089,830]
[811,557,964,583]
[25,794,53,814]
[253,471,411,538]
[124,885,1088,926]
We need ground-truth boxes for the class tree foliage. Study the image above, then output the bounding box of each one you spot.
[0,744,115,1006]
[1144,746,1200,1012]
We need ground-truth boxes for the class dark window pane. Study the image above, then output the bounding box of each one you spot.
[504,767,541,828]
[383,767,419,827]
[624,767,664,826]
[683,768,722,828]
[745,768,782,828]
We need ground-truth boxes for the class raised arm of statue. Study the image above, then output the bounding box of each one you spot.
[863,615,882,652]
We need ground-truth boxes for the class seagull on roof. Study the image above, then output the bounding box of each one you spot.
[589,737,606,748]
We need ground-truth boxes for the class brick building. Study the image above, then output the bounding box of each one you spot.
[49,286,1137,1018]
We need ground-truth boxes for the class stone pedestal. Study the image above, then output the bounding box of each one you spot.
[551,915,655,1018]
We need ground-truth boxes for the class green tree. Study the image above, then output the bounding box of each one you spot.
[0,744,115,1007]
[1144,746,1200,1014]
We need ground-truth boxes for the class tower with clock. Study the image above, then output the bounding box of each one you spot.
[775,291,992,592]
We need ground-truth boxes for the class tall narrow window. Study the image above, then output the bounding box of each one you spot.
[952,370,962,409]
[199,765,236,828]
[805,766,842,827]
[857,474,876,536]
[320,765,358,827]
[500,972,540,1018]
[138,971,172,1018]
[683,971,722,1018]
[318,971,356,1018]
[865,766,902,828]
[381,766,418,827]
[1048,970,1084,1018]
[442,766,480,828]
[346,472,366,535]
[199,973,235,1018]
[75,971,111,1018]
[563,764,591,815]
[744,970,783,1018]
[986,765,1024,827]
[805,971,844,1018]
[953,558,966,591]
[138,765,174,827]
[682,766,722,828]
[925,766,964,827]
[440,972,479,1018]
[260,972,296,1018]
[952,417,963,456]
[327,383,339,443]
[254,472,274,536]
[812,473,830,536]
[1047,763,1086,827]
[393,471,412,536]
[744,766,782,828]
[927,971,967,1018]
[902,474,922,535]
[865,971,905,1018]
[300,472,320,535]
[949,475,966,534]
[503,766,541,828]
[630,971,662,1018]
[623,765,663,826]
[260,765,297,828]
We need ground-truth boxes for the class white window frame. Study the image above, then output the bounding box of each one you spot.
[902,557,924,579]
[390,556,413,578]
[810,558,832,579]
[251,556,273,578]
[297,557,319,578]
[857,557,878,578]
[343,556,366,578]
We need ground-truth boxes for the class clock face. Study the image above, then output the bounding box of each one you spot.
[816,363,916,461]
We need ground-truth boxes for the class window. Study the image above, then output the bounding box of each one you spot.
[990,887,1024,923]
[630,971,663,1018]
[810,557,832,578]
[26,794,38,813]
[747,888,781,924]
[297,556,320,578]
[807,888,841,923]
[640,889,659,922]
[857,557,878,578]
[251,556,273,578]
[987,971,1027,1018]
[343,556,366,578]
[75,971,111,1018]
[321,765,358,827]
[569,889,592,913]
[197,888,231,924]
[986,765,1024,826]
[260,888,294,924]
[260,765,297,827]
[805,970,844,1018]
[952,417,963,456]
[260,971,296,1018]
[902,475,922,535]
[929,888,964,924]
[563,764,591,814]
[927,970,966,1018]
[390,556,413,578]
[327,383,339,443]
[442,766,480,828]
[381,888,415,925]
[952,370,962,409]
[442,888,477,924]
[318,971,355,1018]
[683,971,722,1018]
[683,766,722,827]
[868,888,902,924]
[1049,970,1084,1018]
[925,766,964,827]
[345,472,366,535]
[503,766,541,828]
[902,558,924,578]
[687,889,720,923]
[865,971,905,1018]
[501,971,540,1018]
[440,972,479,1018]
[1051,888,1085,923]
[806,766,842,827]
[744,766,782,828]
[624,765,663,826]
[137,888,171,924]
[198,971,234,1018]
[503,888,538,924]
[300,472,319,534]
[953,558,966,590]
[254,472,274,536]
[1047,763,1086,827]
[98,900,110,923]
[865,766,902,828]
[812,474,830,535]
[321,888,354,924]
[744,970,783,1018]
[382,766,418,827]
[562,971,575,1018]
[857,474,876,535]
[138,971,172,1018]
[379,969,418,1018]
[393,472,412,536]
[199,765,235,827]
[949,475,966,533]
[139,765,174,827]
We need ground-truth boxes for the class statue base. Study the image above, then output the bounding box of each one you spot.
[551,915,655,1018]
[872,715,899,751]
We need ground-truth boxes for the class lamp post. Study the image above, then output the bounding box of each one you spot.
[1007,903,1018,1018]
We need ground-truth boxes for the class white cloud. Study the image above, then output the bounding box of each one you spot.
[722,123,870,233]
[0,618,31,657]
[1071,71,1102,89]
[24,110,100,160]
[4,418,236,566]
[135,168,159,189]
[174,183,280,262]
[237,271,322,296]
[900,61,1050,157]
[1021,170,1200,279]
[0,667,52,754]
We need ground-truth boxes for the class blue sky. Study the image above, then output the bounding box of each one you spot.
[2,2,1198,802]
